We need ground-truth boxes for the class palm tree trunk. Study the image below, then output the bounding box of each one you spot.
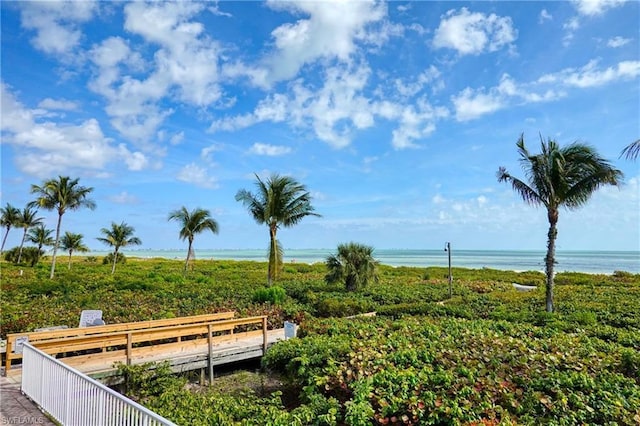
[50,213,63,279]
[545,210,559,313]
[1,226,10,254]
[68,250,73,269]
[17,229,27,263]
[268,226,277,286]
[184,239,193,273]
[111,249,118,274]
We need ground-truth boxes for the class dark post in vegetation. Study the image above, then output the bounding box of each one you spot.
[445,242,452,299]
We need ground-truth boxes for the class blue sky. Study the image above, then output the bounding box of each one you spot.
[1,0,639,253]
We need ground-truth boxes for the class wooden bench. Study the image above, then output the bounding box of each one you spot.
[4,312,236,372]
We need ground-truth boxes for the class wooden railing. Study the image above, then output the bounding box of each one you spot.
[5,312,239,372]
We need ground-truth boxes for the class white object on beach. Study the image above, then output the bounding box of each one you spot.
[512,283,537,292]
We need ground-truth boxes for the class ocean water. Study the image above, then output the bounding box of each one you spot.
[88,249,640,274]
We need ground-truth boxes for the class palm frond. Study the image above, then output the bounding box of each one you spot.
[620,139,640,160]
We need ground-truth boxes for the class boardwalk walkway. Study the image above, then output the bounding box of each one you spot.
[2,313,288,424]
[1,375,56,426]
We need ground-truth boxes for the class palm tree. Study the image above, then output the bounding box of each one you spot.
[30,176,95,278]
[16,206,43,263]
[27,224,54,263]
[325,242,379,292]
[0,203,20,254]
[97,222,142,274]
[168,207,219,273]
[59,232,89,269]
[620,139,640,160]
[498,135,623,312]
[236,173,321,286]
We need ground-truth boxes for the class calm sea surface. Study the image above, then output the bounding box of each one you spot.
[88,249,640,274]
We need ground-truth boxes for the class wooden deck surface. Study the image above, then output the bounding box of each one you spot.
[6,328,286,382]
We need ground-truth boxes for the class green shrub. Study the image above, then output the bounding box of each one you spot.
[253,286,287,304]
[568,310,598,326]
[102,252,126,265]
[315,297,375,317]
[3,246,43,266]
[619,348,640,381]
[117,361,186,401]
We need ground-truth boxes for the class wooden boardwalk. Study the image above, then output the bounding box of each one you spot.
[4,313,287,382]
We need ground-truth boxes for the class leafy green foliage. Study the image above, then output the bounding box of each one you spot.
[1,258,639,424]
[253,285,287,304]
[102,252,126,265]
[3,246,43,266]
[325,242,379,291]
[265,316,640,424]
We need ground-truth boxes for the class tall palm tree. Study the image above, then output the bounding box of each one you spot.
[620,139,640,160]
[30,176,95,278]
[168,207,219,273]
[16,206,43,263]
[0,203,20,254]
[27,224,54,263]
[236,173,320,286]
[59,232,89,269]
[325,242,379,292]
[97,222,142,274]
[498,135,623,312]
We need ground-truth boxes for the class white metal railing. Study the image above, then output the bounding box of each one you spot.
[21,343,178,426]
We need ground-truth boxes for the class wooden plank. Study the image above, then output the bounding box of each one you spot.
[4,312,235,370]
[6,314,269,375]
[8,314,261,359]
[83,329,286,379]
[6,312,236,343]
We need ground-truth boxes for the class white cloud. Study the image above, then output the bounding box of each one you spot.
[394,66,442,98]
[208,1,232,18]
[201,144,222,162]
[19,0,97,55]
[539,9,553,23]
[607,36,631,48]
[109,191,139,204]
[248,143,293,156]
[176,163,218,188]
[37,98,78,111]
[170,132,184,145]
[1,82,147,177]
[88,2,224,148]
[386,98,449,149]
[432,194,446,204]
[572,0,625,16]
[433,8,517,56]
[117,145,149,171]
[539,60,640,88]
[212,64,376,149]
[213,63,448,150]
[452,74,565,121]
[452,87,503,121]
[261,0,387,83]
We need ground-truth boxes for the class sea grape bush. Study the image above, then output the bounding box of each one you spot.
[263,316,640,425]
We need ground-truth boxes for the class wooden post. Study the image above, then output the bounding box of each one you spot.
[5,339,13,373]
[126,332,132,365]
[207,323,213,385]
[262,317,268,354]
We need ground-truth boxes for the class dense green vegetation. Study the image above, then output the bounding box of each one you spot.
[2,258,639,424]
